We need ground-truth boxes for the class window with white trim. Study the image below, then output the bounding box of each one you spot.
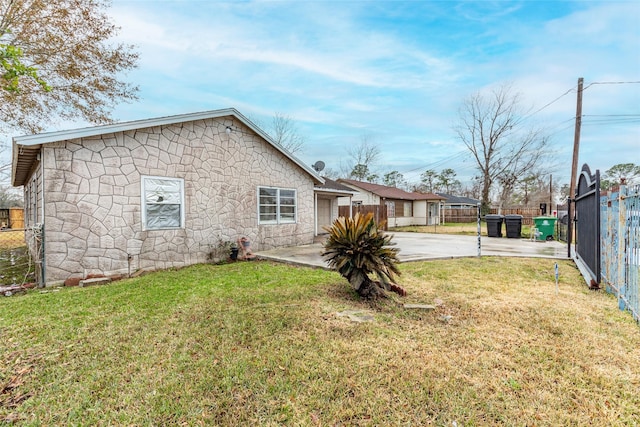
[258,187,297,224]
[404,201,413,217]
[141,176,185,230]
[385,200,396,217]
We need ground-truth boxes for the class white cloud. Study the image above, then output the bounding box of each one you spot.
[104,0,638,186]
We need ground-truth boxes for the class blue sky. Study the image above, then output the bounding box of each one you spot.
[91,1,640,186]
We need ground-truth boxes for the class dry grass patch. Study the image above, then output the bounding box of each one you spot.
[0,230,26,250]
[392,223,486,235]
[392,222,535,237]
[0,259,638,425]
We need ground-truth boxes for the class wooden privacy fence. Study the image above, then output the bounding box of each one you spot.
[443,207,540,225]
[489,208,540,226]
[443,208,477,223]
[338,205,388,230]
[600,183,639,323]
[0,208,25,229]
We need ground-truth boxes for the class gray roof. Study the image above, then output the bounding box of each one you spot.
[437,193,480,205]
[12,108,324,187]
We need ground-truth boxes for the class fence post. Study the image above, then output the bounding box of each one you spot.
[477,203,481,257]
[617,183,627,310]
[39,225,45,288]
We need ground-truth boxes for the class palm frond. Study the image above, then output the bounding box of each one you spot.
[322,212,401,293]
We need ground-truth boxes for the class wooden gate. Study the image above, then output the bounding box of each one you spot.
[573,164,601,286]
[338,204,388,230]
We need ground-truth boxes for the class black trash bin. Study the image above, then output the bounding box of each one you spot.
[485,214,504,237]
[504,214,523,238]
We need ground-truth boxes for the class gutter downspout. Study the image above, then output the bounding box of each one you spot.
[314,192,318,236]
[40,147,46,287]
[349,195,353,218]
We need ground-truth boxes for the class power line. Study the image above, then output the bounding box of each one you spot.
[521,79,635,120]
[583,80,640,91]
[583,114,640,117]
[582,118,640,125]
[397,80,639,185]
[399,149,468,176]
[524,87,576,120]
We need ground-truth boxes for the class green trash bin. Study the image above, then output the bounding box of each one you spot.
[533,216,557,241]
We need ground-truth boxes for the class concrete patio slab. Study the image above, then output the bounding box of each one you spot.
[255,232,568,269]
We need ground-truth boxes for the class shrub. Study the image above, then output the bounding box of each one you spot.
[322,213,405,298]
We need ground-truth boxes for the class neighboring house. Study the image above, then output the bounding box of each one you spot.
[337,179,445,227]
[436,193,480,209]
[11,108,334,286]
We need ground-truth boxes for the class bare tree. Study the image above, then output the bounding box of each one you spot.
[269,112,306,154]
[454,83,550,214]
[321,167,340,180]
[0,182,22,208]
[460,177,482,200]
[0,0,139,135]
[341,135,381,182]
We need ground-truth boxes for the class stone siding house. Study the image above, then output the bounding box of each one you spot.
[337,179,445,227]
[11,108,325,286]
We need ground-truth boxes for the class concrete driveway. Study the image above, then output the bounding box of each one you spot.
[256,232,569,268]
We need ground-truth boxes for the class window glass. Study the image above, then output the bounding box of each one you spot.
[404,202,413,217]
[142,176,184,230]
[259,187,297,224]
[386,201,396,217]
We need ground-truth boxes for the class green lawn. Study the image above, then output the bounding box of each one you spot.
[1,259,638,425]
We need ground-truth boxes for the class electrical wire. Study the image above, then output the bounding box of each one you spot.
[523,87,576,120]
[385,80,639,185]
[583,80,640,91]
[399,149,469,176]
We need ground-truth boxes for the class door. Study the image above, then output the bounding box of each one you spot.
[428,203,438,225]
[317,198,332,233]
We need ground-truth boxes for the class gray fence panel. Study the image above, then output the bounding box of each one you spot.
[574,164,601,284]
[601,184,639,322]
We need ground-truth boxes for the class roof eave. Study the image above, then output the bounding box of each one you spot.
[314,188,357,196]
[11,142,41,187]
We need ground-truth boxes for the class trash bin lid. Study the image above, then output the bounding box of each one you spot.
[485,214,504,219]
[504,214,523,219]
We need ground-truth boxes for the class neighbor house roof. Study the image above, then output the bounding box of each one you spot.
[12,108,324,187]
[436,193,480,205]
[314,177,357,195]
[339,179,445,201]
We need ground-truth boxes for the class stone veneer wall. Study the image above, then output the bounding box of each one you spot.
[40,117,315,284]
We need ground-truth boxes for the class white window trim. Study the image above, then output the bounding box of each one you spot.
[258,186,297,225]
[141,175,185,231]
[404,201,413,217]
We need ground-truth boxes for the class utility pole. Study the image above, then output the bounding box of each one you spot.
[567,77,584,257]
[549,174,553,215]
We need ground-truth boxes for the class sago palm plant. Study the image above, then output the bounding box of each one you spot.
[322,212,406,298]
